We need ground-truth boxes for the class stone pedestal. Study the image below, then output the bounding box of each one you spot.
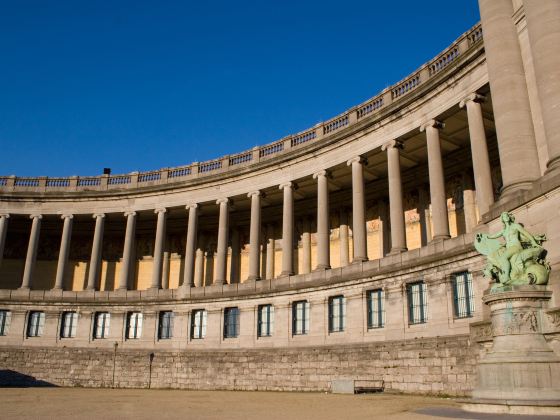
[463,286,560,415]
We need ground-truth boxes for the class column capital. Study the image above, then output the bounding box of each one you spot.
[312,169,329,179]
[420,119,445,132]
[59,214,74,220]
[346,156,367,166]
[154,208,167,214]
[0,213,10,219]
[279,181,296,190]
[381,139,404,151]
[92,213,105,219]
[459,93,486,108]
[29,214,43,220]
[216,197,229,205]
[185,203,199,210]
[247,190,261,198]
[123,211,137,217]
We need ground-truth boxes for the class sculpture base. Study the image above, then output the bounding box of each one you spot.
[465,286,560,414]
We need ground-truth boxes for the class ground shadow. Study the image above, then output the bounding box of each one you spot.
[0,370,57,387]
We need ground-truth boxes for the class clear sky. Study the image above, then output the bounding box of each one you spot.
[0,0,480,177]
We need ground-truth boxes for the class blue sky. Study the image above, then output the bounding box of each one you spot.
[0,1,480,177]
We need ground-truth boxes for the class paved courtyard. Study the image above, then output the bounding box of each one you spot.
[0,388,558,420]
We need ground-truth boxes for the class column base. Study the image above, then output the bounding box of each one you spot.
[18,286,30,291]
[500,179,536,199]
[351,257,368,263]
[279,271,294,277]
[213,279,225,286]
[431,235,450,241]
[246,275,260,282]
[314,264,331,271]
[545,155,560,175]
[388,247,407,255]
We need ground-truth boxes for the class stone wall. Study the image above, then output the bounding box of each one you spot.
[0,335,476,396]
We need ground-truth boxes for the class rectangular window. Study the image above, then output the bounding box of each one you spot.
[0,310,12,336]
[328,296,346,333]
[27,311,45,337]
[453,272,475,318]
[191,309,207,339]
[223,307,239,339]
[292,300,309,335]
[407,281,428,325]
[93,312,110,339]
[126,312,143,339]
[158,311,174,340]
[60,311,78,338]
[257,304,274,337]
[367,289,385,329]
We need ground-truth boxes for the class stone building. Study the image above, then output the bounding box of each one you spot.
[0,0,559,396]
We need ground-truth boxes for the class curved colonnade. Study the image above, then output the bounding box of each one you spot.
[1,0,560,395]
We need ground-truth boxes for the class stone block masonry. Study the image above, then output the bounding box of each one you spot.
[0,335,476,396]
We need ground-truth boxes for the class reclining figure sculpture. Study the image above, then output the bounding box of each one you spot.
[475,212,550,290]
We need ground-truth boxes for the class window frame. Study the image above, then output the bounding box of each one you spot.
[366,289,385,329]
[0,310,11,336]
[257,304,274,338]
[158,311,174,340]
[452,271,475,319]
[93,312,111,339]
[223,307,240,339]
[27,311,45,338]
[328,295,346,333]
[406,281,428,325]
[191,309,207,340]
[292,300,310,336]
[60,311,78,339]
[126,312,143,340]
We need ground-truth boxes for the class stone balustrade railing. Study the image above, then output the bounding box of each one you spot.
[0,23,482,194]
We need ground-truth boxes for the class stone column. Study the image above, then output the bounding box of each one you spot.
[339,208,350,267]
[265,224,275,280]
[302,217,312,274]
[347,157,368,262]
[378,201,390,258]
[478,0,541,195]
[215,198,229,285]
[382,140,407,253]
[247,191,262,281]
[161,238,170,289]
[54,214,73,290]
[20,214,42,290]
[460,93,495,215]
[183,204,198,287]
[462,173,478,233]
[118,211,136,290]
[149,208,167,290]
[418,187,432,246]
[421,120,450,240]
[279,182,295,276]
[313,170,330,270]
[86,213,105,291]
[522,0,560,174]
[194,233,206,287]
[230,227,240,284]
[0,214,9,270]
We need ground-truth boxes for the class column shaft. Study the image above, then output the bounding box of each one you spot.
[302,218,312,274]
[347,157,368,262]
[247,192,261,281]
[265,224,275,280]
[0,214,9,270]
[461,95,494,215]
[194,233,206,287]
[280,183,294,276]
[54,215,73,290]
[21,215,42,289]
[215,199,229,285]
[478,0,540,195]
[523,0,560,173]
[183,205,198,287]
[150,208,167,290]
[422,121,450,240]
[314,170,330,269]
[118,212,136,290]
[383,141,407,253]
[86,214,105,291]
[339,208,350,267]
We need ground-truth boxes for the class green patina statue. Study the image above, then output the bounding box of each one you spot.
[475,212,550,290]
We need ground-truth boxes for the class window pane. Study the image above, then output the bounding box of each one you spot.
[0,310,11,336]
